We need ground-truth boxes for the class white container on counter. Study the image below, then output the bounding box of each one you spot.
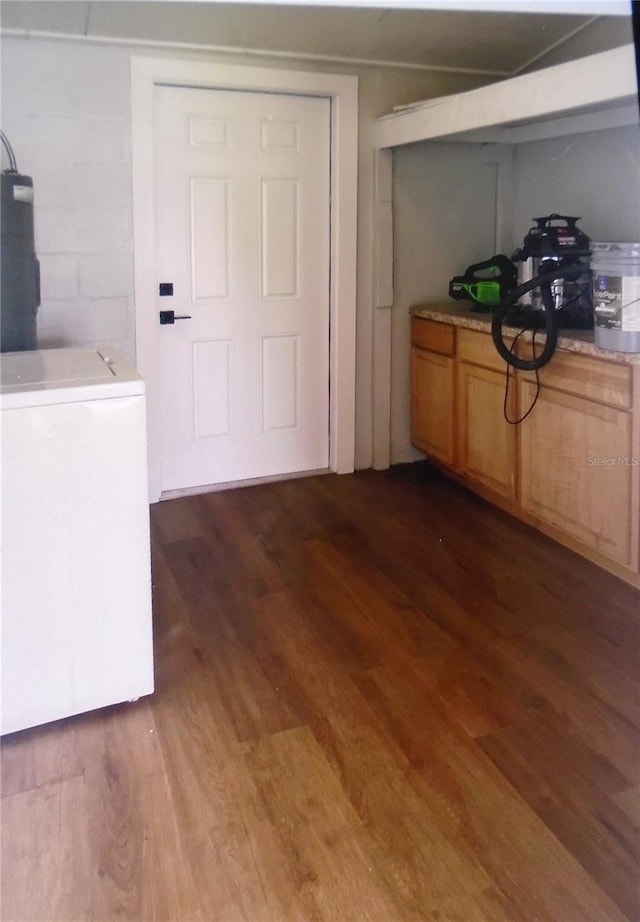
[593,242,640,353]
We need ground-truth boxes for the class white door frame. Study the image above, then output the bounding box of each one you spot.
[131,56,358,502]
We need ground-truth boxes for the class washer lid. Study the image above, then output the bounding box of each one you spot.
[1,347,145,409]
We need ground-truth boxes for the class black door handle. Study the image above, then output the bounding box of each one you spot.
[159,310,192,325]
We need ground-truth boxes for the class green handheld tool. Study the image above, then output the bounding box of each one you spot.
[449,255,517,311]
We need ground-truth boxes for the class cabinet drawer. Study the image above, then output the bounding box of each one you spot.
[457,327,511,373]
[519,346,633,409]
[411,318,455,356]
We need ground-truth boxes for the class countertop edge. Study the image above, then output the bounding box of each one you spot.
[411,305,640,366]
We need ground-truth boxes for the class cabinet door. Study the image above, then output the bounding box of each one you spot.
[457,361,516,500]
[519,381,635,568]
[411,347,455,466]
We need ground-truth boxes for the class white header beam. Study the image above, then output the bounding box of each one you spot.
[160,0,632,13]
[374,44,638,149]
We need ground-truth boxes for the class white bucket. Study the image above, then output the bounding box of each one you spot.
[592,242,640,353]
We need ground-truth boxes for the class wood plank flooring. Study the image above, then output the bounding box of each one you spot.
[2,463,639,922]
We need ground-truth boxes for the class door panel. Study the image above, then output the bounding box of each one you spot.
[154,86,330,492]
[190,178,230,300]
[519,382,633,565]
[410,347,455,466]
[457,362,516,500]
[262,334,300,431]
[261,178,300,298]
[193,339,231,438]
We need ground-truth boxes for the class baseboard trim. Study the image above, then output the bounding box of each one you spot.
[160,468,331,501]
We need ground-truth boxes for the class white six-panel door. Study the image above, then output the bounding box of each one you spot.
[154,86,331,493]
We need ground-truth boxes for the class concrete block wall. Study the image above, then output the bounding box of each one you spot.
[1,40,135,358]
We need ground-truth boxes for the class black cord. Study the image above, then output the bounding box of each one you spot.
[503,328,540,425]
[0,130,18,172]
[492,270,561,370]
[492,263,591,371]
[632,1,640,123]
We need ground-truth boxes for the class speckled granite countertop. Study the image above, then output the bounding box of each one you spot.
[411,303,640,366]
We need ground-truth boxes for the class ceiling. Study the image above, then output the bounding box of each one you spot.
[0,1,634,76]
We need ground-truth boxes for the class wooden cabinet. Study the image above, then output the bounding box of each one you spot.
[457,361,516,500]
[455,326,517,499]
[411,348,455,465]
[410,315,640,585]
[411,321,517,494]
[458,327,510,373]
[519,381,636,567]
[410,318,455,466]
[518,344,639,569]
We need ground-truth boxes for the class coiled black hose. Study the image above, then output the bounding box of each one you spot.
[491,264,583,371]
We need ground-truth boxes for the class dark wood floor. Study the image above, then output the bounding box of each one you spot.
[2,464,639,921]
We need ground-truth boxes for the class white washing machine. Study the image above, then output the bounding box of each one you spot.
[1,347,154,735]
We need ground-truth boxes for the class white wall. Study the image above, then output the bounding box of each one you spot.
[0,34,488,470]
[390,140,507,462]
[391,124,640,464]
[510,125,640,245]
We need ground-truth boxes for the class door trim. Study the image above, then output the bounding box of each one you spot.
[131,56,358,501]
